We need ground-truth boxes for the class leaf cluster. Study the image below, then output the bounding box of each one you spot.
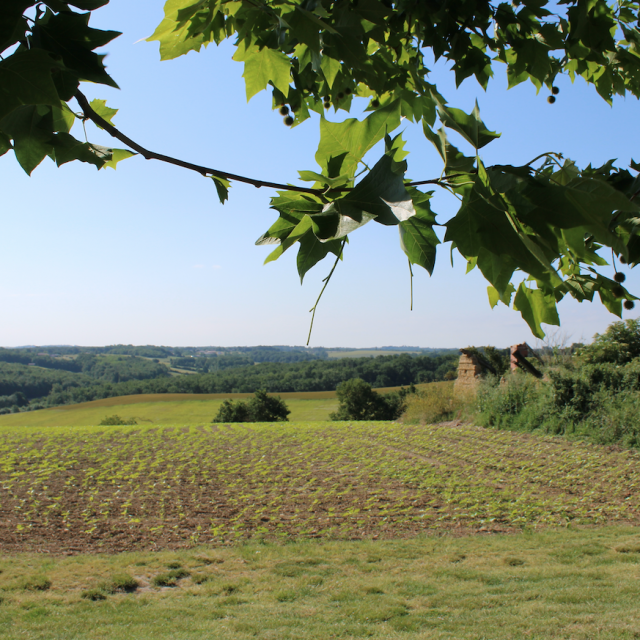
[0,0,133,174]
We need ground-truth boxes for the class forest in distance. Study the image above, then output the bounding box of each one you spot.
[0,344,460,414]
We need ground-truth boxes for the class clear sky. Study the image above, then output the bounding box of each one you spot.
[1,2,638,349]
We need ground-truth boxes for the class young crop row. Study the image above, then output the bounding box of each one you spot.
[0,422,639,553]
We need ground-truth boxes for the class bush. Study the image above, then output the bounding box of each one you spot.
[329,378,406,421]
[579,319,640,365]
[212,389,290,423]
[99,414,137,426]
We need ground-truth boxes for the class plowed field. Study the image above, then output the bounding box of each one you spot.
[1,421,639,554]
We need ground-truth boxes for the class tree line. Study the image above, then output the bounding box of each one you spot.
[0,352,458,412]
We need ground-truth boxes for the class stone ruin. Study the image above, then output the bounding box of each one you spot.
[454,343,542,397]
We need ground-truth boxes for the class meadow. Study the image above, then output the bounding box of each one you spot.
[1,527,639,639]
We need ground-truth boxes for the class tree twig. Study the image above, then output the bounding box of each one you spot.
[306,239,346,345]
[75,89,464,197]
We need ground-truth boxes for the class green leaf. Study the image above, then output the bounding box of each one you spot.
[513,283,560,339]
[102,148,136,170]
[211,176,230,204]
[297,170,349,189]
[398,190,439,274]
[320,54,341,88]
[315,100,401,180]
[436,100,501,150]
[422,124,476,175]
[33,10,120,88]
[0,130,12,157]
[233,43,291,101]
[146,0,210,60]
[0,105,54,175]
[89,99,118,127]
[51,103,76,133]
[487,282,516,308]
[264,215,313,264]
[50,132,109,169]
[0,50,61,122]
[0,1,31,51]
[296,236,342,282]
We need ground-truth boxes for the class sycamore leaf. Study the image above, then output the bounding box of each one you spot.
[0,50,61,122]
[320,54,341,88]
[296,236,342,282]
[436,100,500,150]
[211,175,230,204]
[233,43,291,101]
[487,283,516,308]
[513,283,560,339]
[399,190,439,274]
[264,216,313,263]
[89,99,118,128]
[0,130,11,157]
[102,148,136,170]
[315,100,401,179]
[1,105,54,175]
[147,0,210,60]
[51,132,109,169]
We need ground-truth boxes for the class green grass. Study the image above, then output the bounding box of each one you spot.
[0,393,340,426]
[1,527,640,639]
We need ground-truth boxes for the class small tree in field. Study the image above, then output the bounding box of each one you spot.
[330,378,402,421]
[213,390,290,423]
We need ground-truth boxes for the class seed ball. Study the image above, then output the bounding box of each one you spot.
[284,115,294,126]
[345,87,352,95]
[624,300,636,310]
[614,272,626,283]
[612,285,625,298]
[547,95,556,104]
[323,100,331,109]
[552,86,560,95]
[337,92,345,100]
[620,255,628,264]
[371,99,380,108]
[279,105,289,116]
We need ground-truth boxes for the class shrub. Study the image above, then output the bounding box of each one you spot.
[212,390,289,423]
[579,319,640,365]
[330,378,403,421]
[99,414,137,426]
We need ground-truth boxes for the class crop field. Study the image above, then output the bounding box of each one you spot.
[1,421,639,555]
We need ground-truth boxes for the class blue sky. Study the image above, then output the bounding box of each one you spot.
[1,2,638,348]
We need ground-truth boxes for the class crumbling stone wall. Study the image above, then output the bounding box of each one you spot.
[454,352,484,396]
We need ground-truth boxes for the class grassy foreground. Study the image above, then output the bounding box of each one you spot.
[1,527,639,639]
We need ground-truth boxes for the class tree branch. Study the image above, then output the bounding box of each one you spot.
[75,89,464,197]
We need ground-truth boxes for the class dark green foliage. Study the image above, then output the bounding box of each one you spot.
[476,353,640,449]
[99,414,137,426]
[579,319,640,365]
[330,378,406,421]
[213,390,290,423]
